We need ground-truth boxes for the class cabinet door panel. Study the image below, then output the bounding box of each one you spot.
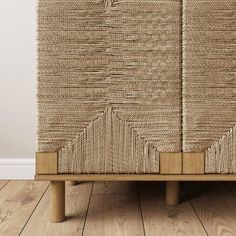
[37,0,182,174]
[183,0,236,173]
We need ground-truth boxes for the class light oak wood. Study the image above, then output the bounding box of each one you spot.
[183,152,205,174]
[184,182,236,235]
[225,182,236,197]
[83,182,144,236]
[50,181,65,223]
[138,182,207,235]
[36,152,58,174]
[160,152,182,174]
[93,181,137,195]
[67,181,80,186]
[0,181,49,236]
[1,181,236,235]
[35,174,236,181]
[166,181,179,206]
[0,181,8,191]
[21,182,93,235]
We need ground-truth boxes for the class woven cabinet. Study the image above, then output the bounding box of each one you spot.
[35,0,236,222]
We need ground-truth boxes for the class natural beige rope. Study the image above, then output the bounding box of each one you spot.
[205,125,236,174]
[182,0,236,173]
[37,0,236,174]
[37,0,182,173]
[58,107,160,173]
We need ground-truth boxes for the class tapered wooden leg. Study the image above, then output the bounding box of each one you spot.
[166,181,179,206]
[67,181,80,186]
[50,181,65,223]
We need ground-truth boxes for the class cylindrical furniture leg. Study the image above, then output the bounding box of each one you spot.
[67,181,80,186]
[50,181,65,223]
[166,181,180,206]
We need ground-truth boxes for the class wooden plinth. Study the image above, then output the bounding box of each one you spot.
[36,174,236,181]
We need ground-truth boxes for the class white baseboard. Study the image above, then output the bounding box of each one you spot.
[0,158,35,180]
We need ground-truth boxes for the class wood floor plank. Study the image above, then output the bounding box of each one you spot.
[21,182,93,236]
[0,181,49,236]
[83,182,144,236]
[0,181,8,191]
[183,182,236,236]
[138,182,207,236]
[93,181,137,195]
[224,182,236,197]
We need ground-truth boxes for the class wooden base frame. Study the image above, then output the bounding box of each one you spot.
[166,181,179,206]
[41,175,236,223]
[50,181,65,223]
[36,174,236,181]
[36,152,236,222]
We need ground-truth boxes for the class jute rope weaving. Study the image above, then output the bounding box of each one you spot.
[37,0,236,174]
[182,0,236,173]
[37,0,182,173]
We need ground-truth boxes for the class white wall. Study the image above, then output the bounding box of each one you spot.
[0,0,36,178]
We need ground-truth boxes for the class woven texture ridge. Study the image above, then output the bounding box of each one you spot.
[183,0,236,173]
[37,0,182,173]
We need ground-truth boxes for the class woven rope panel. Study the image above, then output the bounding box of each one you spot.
[37,0,182,173]
[183,0,236,173]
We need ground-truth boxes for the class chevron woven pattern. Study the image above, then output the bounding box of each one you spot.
[37,0,236,174]
[37,0,182,173]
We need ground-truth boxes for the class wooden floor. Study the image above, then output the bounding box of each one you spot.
[0,181,235,236]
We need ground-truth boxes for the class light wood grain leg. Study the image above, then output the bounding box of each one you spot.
[67,181,80,186]
[50,181,65,223]
[166,181,179,206]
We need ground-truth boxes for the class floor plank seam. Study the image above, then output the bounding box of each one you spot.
[224,183,236,198]
[0,181,9,192]
[18,182,50,236]
[136,182,147,236]
[182,183,209,236]
[81,181,94,236]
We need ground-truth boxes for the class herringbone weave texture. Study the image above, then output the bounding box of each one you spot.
[37,0,182,173]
